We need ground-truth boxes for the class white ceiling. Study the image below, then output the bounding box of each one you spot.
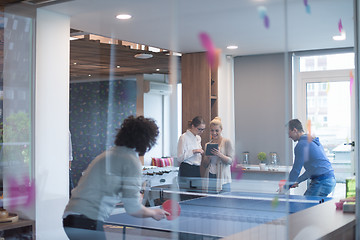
[43,0,354,56]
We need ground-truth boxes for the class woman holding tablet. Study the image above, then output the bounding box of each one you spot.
[202,117,234,193]
[177,116,206,192]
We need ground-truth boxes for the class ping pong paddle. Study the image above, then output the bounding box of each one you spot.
[162,199,181,220]
[277,179,288,194]
[278,179,298,194]
[279,179,286,189]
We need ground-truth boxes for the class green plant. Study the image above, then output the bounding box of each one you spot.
[257,152,267,163]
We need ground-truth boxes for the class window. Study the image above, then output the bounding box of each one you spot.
[300,53,355,72]
[295,52,355,183]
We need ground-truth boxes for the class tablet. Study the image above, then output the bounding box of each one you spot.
[205,143,219,156]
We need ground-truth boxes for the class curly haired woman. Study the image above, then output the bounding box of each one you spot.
[63,116,168,240]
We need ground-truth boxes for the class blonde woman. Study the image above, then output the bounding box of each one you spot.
[202,117,234,193]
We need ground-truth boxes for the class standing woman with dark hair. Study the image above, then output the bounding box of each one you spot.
[177,116,206,190]
[63,116,168,240]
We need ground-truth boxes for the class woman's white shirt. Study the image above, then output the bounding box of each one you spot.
[177,129,202,166]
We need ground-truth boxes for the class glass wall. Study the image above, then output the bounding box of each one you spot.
[0,0,357,239]
[0,5,35,239]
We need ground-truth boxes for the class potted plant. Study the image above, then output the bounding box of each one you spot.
[257,152,267,170]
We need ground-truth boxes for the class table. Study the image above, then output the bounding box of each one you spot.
[106,192,332,239]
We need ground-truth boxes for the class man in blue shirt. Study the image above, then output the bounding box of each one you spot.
[287,119,336,196]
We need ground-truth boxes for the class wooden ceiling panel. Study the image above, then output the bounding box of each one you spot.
[0,27,175,82]
[70,38,175,81]
[0,0,23,8]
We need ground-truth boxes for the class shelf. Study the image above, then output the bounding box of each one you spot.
[0,219,34,231]
[0,218,35,239]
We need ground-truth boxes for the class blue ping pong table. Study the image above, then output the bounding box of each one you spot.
[106,192,331,239]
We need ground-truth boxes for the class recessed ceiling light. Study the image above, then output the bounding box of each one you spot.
[116,14,132,20]
[134,53,153,59]
[165,52,182,56]
[156,69,160,71]
[227,45,238,50]
[73,62,77,65]
[116,65,120,68]
[333,31,346,41]
[88,74,91,77]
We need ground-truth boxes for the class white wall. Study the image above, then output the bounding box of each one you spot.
[35,9,69,240]
[218,54,235,147]
[144,93,164,165]
[142,74,179,165]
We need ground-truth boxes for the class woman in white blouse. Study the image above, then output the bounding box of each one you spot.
[202,117,234,193]
[177,116,206,189]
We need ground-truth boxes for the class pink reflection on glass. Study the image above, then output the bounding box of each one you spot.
[7,175,35,209]
[338,19,343,33]
[350,71,354,96]
[230,156,243,180]
[307,119,312,143]
[198,32,218,69]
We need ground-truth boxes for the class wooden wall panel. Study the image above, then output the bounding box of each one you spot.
[181,52,214,147]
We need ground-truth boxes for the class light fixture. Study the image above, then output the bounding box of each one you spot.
[116,65,120,68]
[165,52,182,56]
[333,30,346,41]
[116,14,132,20]
[134,53,153,59]
[227,45,238,50]
[156,68,160,71]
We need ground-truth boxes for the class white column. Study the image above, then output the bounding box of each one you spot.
[218,54,235,147]
[35,9,69,240]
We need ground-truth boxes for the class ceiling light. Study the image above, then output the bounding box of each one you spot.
[227,45,238,50]
[134,53,153,59]
[156,69,160,71]
[116,65,120,68]
[165,52,182,56]
[116,14,132,20]
[333,31,346,41]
